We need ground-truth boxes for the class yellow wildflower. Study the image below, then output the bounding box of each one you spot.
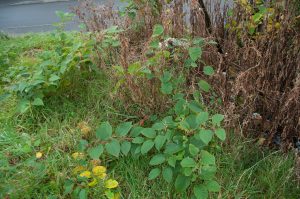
[72,152,84,159]
[97,172,107,179]
[36,152,43,159]
[79,171,92,178]
[113,192,121,199]
[105,179,119,189]
[88,178,98,187]
[73,166,86,174]
[92,166,107,175]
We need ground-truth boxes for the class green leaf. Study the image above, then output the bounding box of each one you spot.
[141,140,155,154]
[130,127,143,137]
[189,47,202,61]
[212,114,224,126]
[161,82,173,94]
[148,168,161,180]
[201,150,215,165]
[197,130,213,145]
[79,188,87,199]
[161,71,172,82]
[78,139,88,152]
[115,122,132,136]
[203,66,214,76]
[141,128,156,138]
[164,143,183,155]
[194,185,208,199]
[132,137,144,144]
[17,99,30,113]
[200,165,217,180]
[154,135,167,151]
[121,141,131,156]
[196,112,209,125]
[152,122,165,130]
[96,122,112,140]
[32,98,44,106]
[149,154,165,165]
[63,180,74,195]
[189,101,202,113]
[180,157,197,168]
[162,167,173,183]
[87,145,103,160]
[175,174,191,192]
[215,128,226,141]
[198,80,211,92]
[189,144,200,157]
[49,74,60,82]
[206,180,221,192]
[168,156,177,167]
[152,24,164,37]
[105,139,120,157]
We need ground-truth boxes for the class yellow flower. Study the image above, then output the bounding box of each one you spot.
[72,152,84,159]
[113,192,121,199]
[36,152,43,159]
[105,179,118,189]
[90,159,101,166]
[73,166,86,174]
[79,171,92,178]
[97,172,107,179]
[92,166,107,175]
[88,178,98,187]
[77,121,91,136]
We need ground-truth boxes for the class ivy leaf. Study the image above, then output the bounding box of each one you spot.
[193,184,208,199]
[201,150,216,165]
[87,145,103,160]
[206,180,221,192]
[175,174,191,192]
[152,24,164,37]
[180,157,197,168]
[215,128,226,141]
[141,140,154,154]
[189,47,202,61]
[149,154,166,165]
[154,135,167,151]
[141,128,156,138]
[203,66,214,76]
[162,167,173,183]
[198,80,211,92]
[212,114,224,126]
[96,122,112,140]
[148,168,161,180]
[197,130,213,145]
[105,139,120,157]
[115,122,132,136]
[121,141,131,156]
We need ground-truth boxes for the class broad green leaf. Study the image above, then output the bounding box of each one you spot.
[141,140,154,154]
[197,130,213,145]
[149,154,165,165]
[87,145,103,160]
[196,112,209,125]
[175,174,191,192]
[17,99,30,113]
[130,127,143,137]
[183,167,193,176]
[194,185,208,199]
[49,74,60,82]
[189,101,202,113]
[198,80,211,92]
[206,180,221,192]
[115,122,132,136]
[164,143,183,155]
[212,114,224,126]
[121,141,131,156]
[215,128,226,141]
[203,66,214,76]
[154,135,167,151]
[189,144,199,157]
[180,157,197,168]
[161,71,172,82]
[152,122,165,130]
[148,168,161,180]
[201,150,215,165]
[141,128,156,138]
[63,180,74,195]
[162,167,173,183]
[32,98,44,106]
[96,122,112,140]
[168,156,177,167]
[161,82,173,94]
[105,139,120,157]
[132,137,144,144]
[189,47,202,61]
[78,139,88,152]
[200,165,217,180]
[152,24,164,37]
[79,188,87,199]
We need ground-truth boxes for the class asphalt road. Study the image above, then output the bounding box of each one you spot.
[0,0,121,34]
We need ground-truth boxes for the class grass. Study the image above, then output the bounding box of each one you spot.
[0,34,299,199]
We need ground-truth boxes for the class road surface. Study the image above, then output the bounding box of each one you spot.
[0,0,121,34]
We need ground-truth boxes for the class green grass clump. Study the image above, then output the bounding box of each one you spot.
[0,34,298,198]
